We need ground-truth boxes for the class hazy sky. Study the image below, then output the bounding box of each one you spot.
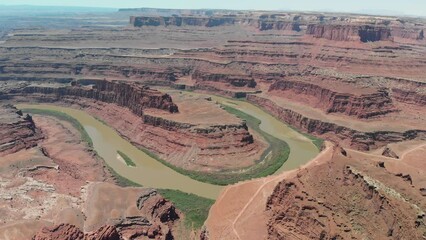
[2,0,426,16]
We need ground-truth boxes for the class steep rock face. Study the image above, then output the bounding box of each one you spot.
[0,104,43,156]
[86,226,120,240]
[0,62,178,84]
[32,224,121,240]
[269,80,396,118]
[257,20,301,31]
[306,24,392,42]
[306,24,359,41]
[247,95,426,150]
[193,70,257,88]
[392,27,424,40]
[131,15,301,32]
[131,16,236,28]
[392,88,426,106]
[32,224,86,240]
[21,80,179,116]
[266,151,426,239]
[32,187,179,240]
[9,92,262,171]
[358,25,392,42]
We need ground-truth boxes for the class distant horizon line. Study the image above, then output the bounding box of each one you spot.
[1,4,425,18]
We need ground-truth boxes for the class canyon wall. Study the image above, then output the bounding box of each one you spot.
[131,15,301,31]
[269,80,396,118]
[247,95,426,150]
[21,80,179,116]
[33,187,179,240]
[266,150,426,239]
[305,24,360,41]
[306,24,393,42]
[130,15,425,42]
[392,88,426,106]
[7,84,263,172]
[192,70,257,88]
[0,104,43,156]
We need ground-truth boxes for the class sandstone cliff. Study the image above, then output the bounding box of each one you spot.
[0,104,43,156]
[193,70,257,88]
[306,24,393,42]
[269,80,396,118]
[21,80,179,116]
[131,15,301,32]
[247,95,426,150]
[32,188,179,240]
[130,14,425,42]
[266,148,426,239]
[8,89,263,172]
[131,16,236,28]
[392,88,426,106]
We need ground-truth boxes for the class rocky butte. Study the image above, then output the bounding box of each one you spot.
[0,7,425,240]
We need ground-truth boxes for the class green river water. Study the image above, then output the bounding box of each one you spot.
[17,93,318,200]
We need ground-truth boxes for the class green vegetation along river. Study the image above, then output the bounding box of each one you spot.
[168,90,321,173]
[17,93,319,199]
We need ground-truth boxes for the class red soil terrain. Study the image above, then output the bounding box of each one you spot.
[0,107,180,240]
[205,143,426,239]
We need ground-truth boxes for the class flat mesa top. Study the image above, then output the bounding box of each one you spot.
[144,92,242,126]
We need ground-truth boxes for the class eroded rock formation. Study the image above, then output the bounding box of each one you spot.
[0,104,43,156]
[306,24,393,42]
[247,94,426,150]
[130,13,425,42]
[22,80,178,115]
[266,150,426,239]
[269,80,396,118]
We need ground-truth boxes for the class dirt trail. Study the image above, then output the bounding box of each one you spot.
[206,142,334,240]
[400,143,426,160]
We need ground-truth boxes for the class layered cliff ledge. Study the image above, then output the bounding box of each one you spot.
[130,14,425,42]
[32,185,180,240]
[8,85,266,172]
[131,15,301,31]
[0,104,43,156]
[392,88,426,106]
[266,148,426,239]
[193,70,257,88]
[295,22,423,42]
[306,24,393,42]
[269,80,396,118]
[21,80,179,115]
[247,95,426,150]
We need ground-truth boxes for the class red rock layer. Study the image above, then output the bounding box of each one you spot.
[130,14,424,42]
[266,149,426,239]
[306,24,392,42]
[32,189,179,240]
[131,15,301,31]
[192,70,257,88]
[392,88,426,106]
[22,79,179,115]
[0,104,43,156]
[269,80,396,118]
[247,95,426,151]
[9,92,262,171]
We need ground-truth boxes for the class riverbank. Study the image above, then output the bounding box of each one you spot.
[18,104,224,199]
[23,108,215,231]
[21,104,290,186]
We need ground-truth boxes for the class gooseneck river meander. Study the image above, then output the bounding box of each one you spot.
[17,92,319,200]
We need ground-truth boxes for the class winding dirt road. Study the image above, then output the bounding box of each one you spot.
[206,142,334,240]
